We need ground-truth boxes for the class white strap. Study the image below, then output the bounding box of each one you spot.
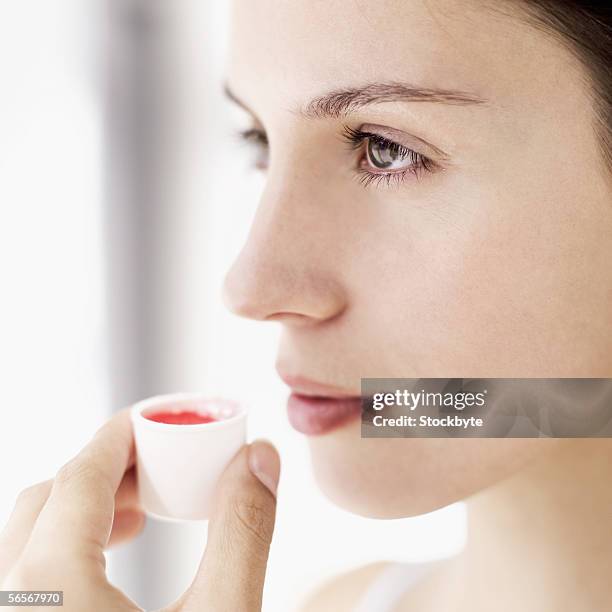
[352,562,434,612]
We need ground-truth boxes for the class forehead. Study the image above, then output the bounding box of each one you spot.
[227,0,582,122]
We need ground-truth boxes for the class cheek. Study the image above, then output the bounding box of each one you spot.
[351,183,612,377]
[308,420,553,518]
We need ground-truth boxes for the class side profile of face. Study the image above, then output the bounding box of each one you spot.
[223,0,612,517]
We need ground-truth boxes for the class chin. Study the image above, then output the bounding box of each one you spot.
[307,420,552,519]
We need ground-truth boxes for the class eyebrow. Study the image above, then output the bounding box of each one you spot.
[303,82,486,118]
[224,81,486,120]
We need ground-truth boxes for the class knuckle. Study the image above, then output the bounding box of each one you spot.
[230,494,274,548]
[55,458,103,490]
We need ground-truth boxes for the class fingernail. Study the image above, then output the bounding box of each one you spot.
[248,440,280,497]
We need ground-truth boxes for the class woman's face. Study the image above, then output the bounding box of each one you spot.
[223,0,612,517]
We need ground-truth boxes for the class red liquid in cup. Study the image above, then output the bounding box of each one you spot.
[145,409,217,425]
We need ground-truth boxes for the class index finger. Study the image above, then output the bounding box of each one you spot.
[25,408,135,560]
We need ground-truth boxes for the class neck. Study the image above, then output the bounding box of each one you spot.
[455,440,612,611]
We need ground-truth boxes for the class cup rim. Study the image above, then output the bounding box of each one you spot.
[130,392,247,431]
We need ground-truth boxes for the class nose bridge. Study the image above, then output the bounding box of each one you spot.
[223,175,346,322]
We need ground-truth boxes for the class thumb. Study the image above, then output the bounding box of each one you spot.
[181,440,280,612]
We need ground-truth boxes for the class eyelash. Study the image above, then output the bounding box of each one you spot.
[236,128,269,169]
[238,128,268,147]
[236,125,437,187]
[340,125,437,188]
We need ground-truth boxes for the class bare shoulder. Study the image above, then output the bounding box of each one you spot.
[298,561,393,612]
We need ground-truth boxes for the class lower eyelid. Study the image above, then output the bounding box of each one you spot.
[354,167,421,188]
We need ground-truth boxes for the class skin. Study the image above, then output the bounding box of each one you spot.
[0,411,280,611]
[224,0,612,517]
[222,0,612,608]
[2,1,611,610]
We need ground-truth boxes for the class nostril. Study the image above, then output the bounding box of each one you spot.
[264,312,312,325]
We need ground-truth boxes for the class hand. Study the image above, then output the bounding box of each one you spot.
[0,409,280,611]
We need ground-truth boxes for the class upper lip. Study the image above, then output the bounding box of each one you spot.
[277,370,359,398]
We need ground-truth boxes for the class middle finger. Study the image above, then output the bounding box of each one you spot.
[0,480,52,582]
[0,465,141,582]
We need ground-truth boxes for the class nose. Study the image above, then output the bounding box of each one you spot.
[222,182,347,326]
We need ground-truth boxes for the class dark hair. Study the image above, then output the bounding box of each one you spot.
[519,2,612,170]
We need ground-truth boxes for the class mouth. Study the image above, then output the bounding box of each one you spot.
[286,394,362,435]
[278,373,362,436]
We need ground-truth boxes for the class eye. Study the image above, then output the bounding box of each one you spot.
[366,137,415,171]
[237,127,269,170]
[341,125,437,187]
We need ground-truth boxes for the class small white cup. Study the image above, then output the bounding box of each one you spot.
[130,392,247,521]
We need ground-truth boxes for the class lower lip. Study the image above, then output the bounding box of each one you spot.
[144,410,217,425]
[286,393,362,435]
